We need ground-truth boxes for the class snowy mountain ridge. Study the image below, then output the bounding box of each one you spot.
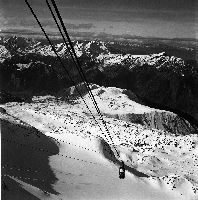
[0,36,186,73]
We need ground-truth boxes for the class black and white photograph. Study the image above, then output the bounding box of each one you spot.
[0,0,198,199]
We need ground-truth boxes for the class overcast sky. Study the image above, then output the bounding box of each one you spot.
[0,0,197,39]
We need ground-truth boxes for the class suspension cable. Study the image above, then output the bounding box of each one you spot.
[45,0,113,144]
[24,0,105,136]
[50,0,101,115]
[47,0,100,116]
[46,0,77,65]
[49,0,119,157]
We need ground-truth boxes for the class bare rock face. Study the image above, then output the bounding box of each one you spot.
[0,107,7,114]
[0,91,24,104]
[115,112,197,135]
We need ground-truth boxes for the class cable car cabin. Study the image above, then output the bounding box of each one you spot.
[119,167,125,179]
[119,161,125,179]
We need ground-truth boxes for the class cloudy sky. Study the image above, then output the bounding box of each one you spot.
[0,0,197,39]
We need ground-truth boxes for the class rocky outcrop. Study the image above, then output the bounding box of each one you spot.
[113,111,197,135]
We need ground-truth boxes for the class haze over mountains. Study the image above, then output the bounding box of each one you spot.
[1,0,197,39]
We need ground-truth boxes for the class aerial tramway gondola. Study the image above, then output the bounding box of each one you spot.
[119,161,125,179]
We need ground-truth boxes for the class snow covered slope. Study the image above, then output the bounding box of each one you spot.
[61,83,197,135]
[1,84,198,200]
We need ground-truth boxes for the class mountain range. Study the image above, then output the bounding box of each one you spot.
[0,36,198,125]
